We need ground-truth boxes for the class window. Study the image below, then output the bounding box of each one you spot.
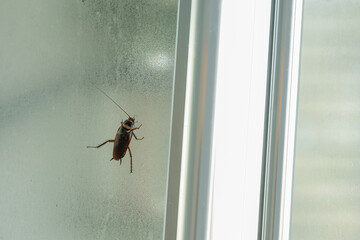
[291,1,360,239]
[0,1,178,239]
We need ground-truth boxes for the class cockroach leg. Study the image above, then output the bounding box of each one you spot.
[128,147,133,173]
[133,133,144,140]
[87,140,114,148]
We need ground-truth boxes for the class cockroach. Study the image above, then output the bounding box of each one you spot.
[87,87,143,173]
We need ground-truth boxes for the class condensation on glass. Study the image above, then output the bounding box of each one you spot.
[0,0,178,239]
[291,0,360,239]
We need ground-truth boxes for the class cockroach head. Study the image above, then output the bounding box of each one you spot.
[123,117,135,128]
[127,117,135,123]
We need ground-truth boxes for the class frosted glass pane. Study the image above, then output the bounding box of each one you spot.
[291,0,360,239]
[0,0,177,239]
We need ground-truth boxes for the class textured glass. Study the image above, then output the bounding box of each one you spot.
[291,0,360,239]
[0,0,177,239]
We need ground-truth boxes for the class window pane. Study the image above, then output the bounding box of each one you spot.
[0,0,177,239]
[291,0,360,239]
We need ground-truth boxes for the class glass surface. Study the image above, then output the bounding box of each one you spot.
[291,0,360,239]
[0,0,177,239]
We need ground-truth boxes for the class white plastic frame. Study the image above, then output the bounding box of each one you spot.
[164,0,304,239]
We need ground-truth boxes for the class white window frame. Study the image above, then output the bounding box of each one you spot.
[164,0,304,239]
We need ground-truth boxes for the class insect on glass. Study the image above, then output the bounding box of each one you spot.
[87,87,144,173]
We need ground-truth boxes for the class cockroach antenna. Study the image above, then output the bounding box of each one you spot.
[93,85,131,118]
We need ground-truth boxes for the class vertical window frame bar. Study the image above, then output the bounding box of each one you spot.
[260,0,304,239]
[164,0,222,239]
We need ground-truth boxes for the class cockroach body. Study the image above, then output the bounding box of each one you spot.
[87,87,143,173]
